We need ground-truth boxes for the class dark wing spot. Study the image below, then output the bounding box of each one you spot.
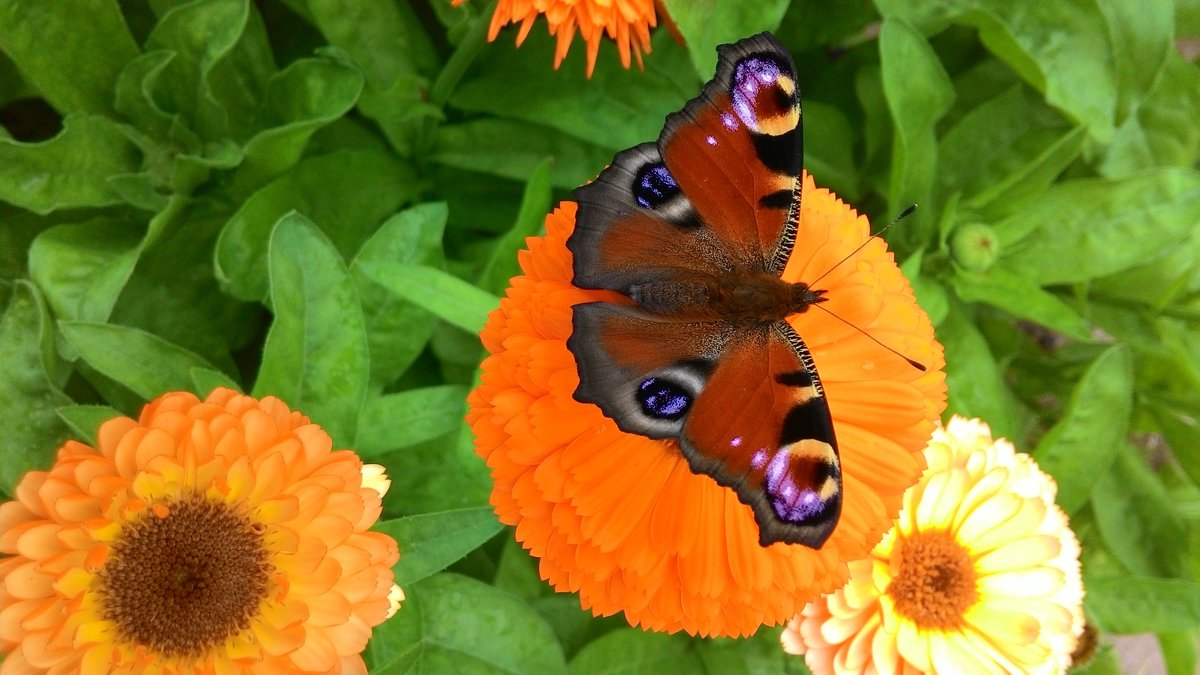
[752,127,800,175]
[637,376,692,420]
[780,398,836,447]
[633,163,681,209]
[774,369,812,387]
[759,189,794,210]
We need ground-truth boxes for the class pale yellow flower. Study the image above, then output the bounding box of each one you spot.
[782,416,1085,674]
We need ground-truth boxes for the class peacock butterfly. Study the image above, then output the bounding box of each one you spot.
[566,32,841,549]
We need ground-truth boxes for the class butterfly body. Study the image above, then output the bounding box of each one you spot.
[566,33,843,548]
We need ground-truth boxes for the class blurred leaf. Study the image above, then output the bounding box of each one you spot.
[476,159,552,296]
[802,100,860,201]
[358,385,468,455]
[879,18,953,246]
[951,267,1091,341]
[937,84,1082,212]
[0,281,71,493]
[28,217,142,323]
[696,629,808,674]
[1086,576,1200,634]
[1101,54,1200,177]
[1158,631,1198,675]
[433,119,610,190]
[992,168,1200,285]
[1091,444,1188,578]
[59,321,220,400]
[216,149,417,301]
[1097,0,1171,115]
[1069,645,1122,675]
[936,307,1019,440]
[569,629,700,674]
[450,29,696,152]
[962,0,1118,141]
[368,573,566,674]
[1157,407,1200,486]
[351,203,447,387]
[0,0,139,115]
[189,367,240,395]
[379,426,491,514]
[254,212,368,446]
[661,0,791,77]
[56,404,122,446]
[0,115,142,214]
[1033,346,1132,514]
[358,263,498,336]
[376,507,502,586]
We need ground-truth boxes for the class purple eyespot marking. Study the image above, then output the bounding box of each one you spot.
[765,451,828,523]
[637,376,690,420]
[730,435,743,448]
[633,163,680,209]
[705,135,718,146]
[732,56,783,131]
[721,111,738,131]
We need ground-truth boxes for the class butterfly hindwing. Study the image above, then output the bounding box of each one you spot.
[680,322,840,547]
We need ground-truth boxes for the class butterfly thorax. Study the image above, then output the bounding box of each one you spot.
[630,272,826,324]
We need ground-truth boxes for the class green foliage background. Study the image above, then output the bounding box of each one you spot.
[1,0,1199,672]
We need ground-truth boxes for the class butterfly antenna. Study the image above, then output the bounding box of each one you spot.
[808,204,918,287]
[806,204,925,372]
[812,304,927,372]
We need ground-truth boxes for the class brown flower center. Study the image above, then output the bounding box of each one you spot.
[99,497,272,657]
[885,530,978,630]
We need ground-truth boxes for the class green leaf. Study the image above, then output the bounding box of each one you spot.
[56,404,123,446]
[937,84,1082,213]
[1097,0,1172,116]
[951,268,1091,341]
[450,30,696,152]
[216,149,417,301]
[433,119,610,191]
[961,1,1118,141]
[1069,645,1122,675]
[1033,346,1132,513]
[303,0,434,156]
[59,321,220,401]
[696,629,808,675]
[475,158,552,296]
[1085,576,1200,634]
[0,282,71,493]
[0,0,139,115]
[357,263,498,336]
[992,168,1200,285]
[233,55,364,190]
[368,573,566,674]
[660,0,791,77]
[253,212,368,446]
[145,0,275,142]
[358,385,468,455]
[1091,444,1188,577]
[375,507,502,587]
[189,367,240,396]
[28,217,142,323]
[1158,631,1198,675]
[1100,53,1200,177]
[802,100,860,201]
[378,426,491,514]
[879,18,954,247]
[351,203,447,387]
[0,115,143,214]
[936,307,1019,440]
[569,629,700,674]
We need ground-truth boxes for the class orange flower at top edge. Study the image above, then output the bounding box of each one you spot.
[453,0,659,76]
[467,174,947,637]
[0,388,402,674]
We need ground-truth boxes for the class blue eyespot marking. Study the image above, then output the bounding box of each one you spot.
[633,163,680,209]
[732,56,784,130]
[764,451,835,523]
[637,377,691,420]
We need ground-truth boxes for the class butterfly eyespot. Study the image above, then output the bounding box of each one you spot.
[636,376,692,420]
[633,163,681,209]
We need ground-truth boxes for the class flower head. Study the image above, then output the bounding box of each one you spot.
[454,0,659,76]
[0,388,402,674]
[467,175,947,637]
[782,416,1085,673]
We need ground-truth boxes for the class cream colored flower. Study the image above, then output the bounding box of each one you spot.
[783,416,1085,674]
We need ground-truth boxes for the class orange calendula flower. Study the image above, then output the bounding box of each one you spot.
[467,175,947,637]
[0,388,402,674]
[454,0,658,76]
[782,416,1085,674]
